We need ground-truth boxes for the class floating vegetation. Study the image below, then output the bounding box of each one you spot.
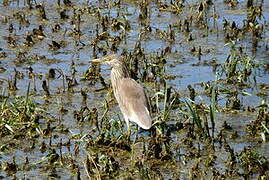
[0,0,268,179]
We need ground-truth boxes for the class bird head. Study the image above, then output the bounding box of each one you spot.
[91,54,124,68]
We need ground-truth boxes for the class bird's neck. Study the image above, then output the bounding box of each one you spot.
[111,65,130,89]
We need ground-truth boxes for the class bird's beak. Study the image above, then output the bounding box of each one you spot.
[90,58,102,63]
[90,56,110,64]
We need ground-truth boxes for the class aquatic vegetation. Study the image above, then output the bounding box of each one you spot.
[0,84,44,139]
[0,0,268,179]
[239,146,269,176]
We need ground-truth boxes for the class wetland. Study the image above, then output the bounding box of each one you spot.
[0,0,268,179]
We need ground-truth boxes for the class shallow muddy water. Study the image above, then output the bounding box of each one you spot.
[0,0,268,179]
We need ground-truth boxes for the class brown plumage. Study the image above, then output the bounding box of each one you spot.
[91,54,152,130]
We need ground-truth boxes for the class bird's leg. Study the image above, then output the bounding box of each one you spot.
[124,116,131,142]
[133,124,139,144]
[127,122,131,142]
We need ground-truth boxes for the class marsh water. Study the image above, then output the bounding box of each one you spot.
[0,0,268,179]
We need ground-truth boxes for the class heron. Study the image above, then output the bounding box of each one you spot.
[91,54,152,134]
